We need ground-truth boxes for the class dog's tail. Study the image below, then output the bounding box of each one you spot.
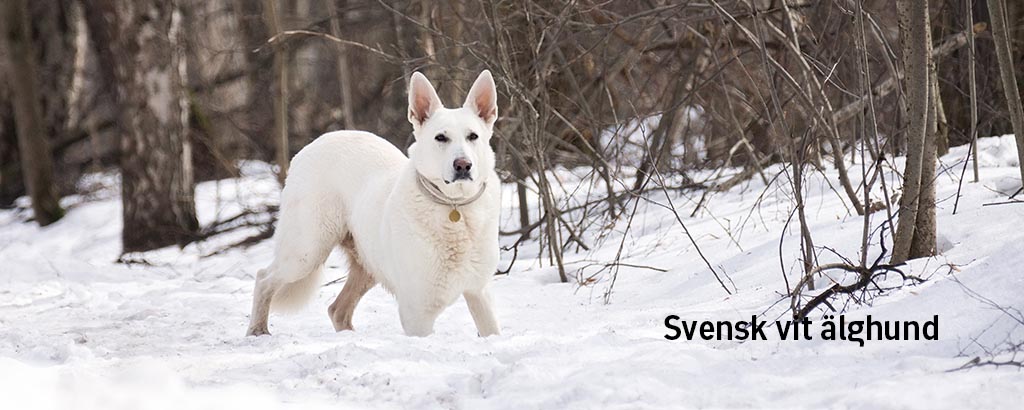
[270,265,323,312]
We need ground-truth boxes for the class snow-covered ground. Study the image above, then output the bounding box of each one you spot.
[1,136,1022,409]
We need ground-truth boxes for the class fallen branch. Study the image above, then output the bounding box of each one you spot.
[981,200,1024,207]
[832,22,987,126]
[792,261,915,320]
[790,226,924,320]
[949,356,1024,371]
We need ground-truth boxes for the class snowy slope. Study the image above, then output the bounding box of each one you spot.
[1,137,1022,409]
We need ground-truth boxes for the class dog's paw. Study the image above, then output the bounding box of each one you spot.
[246,327,271,337]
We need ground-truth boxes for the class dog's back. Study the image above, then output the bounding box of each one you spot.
[250,131,406,315]
[283,131,407,208]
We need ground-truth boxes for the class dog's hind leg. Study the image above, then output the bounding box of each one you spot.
[247,268,280,336]
[328,237,377,331]
[246,196,338,336]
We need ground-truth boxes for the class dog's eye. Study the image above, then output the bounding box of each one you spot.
[467,133,478,141]
[435,134,448,142]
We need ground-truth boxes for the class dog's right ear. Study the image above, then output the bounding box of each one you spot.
[408,72,443,128]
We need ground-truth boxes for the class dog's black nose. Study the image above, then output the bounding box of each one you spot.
[454,158,472,172]
[453,158,473,180]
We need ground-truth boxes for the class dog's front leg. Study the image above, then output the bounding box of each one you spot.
[398,301,441,337]
[464,287,500,337]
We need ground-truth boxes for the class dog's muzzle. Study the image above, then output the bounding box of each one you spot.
[453,158,473,181]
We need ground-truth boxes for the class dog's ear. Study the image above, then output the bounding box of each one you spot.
[408,72,443,128]
[463,70,498,126]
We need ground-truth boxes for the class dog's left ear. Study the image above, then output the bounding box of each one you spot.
[463,70,498,127]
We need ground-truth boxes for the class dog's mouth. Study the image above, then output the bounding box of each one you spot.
[446,173,473,184]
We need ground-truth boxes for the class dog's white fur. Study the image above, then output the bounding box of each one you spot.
[246,70,501,337]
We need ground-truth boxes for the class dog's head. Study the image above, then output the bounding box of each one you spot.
[406,70,497,197]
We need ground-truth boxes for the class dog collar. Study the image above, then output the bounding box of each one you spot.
[415,172,488,223]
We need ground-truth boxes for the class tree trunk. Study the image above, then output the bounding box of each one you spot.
[29,0,75,159]
[329,0,356,130]
[633,77,687,192]
[232,0,275,160]
[968,0,980,182]
[910,70,939,258]
[931,63,949,157]
[84,0,199,253]
[0,68,26,205]
[1,0,64,225]
[264,0,290,184]
[987,0,1024,185]
[892,0,935,264]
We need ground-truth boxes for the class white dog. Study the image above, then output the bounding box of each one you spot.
[246,70,501,337]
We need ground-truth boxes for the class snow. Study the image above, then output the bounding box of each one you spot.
[1,136,1023,409]
[596,108,706,168]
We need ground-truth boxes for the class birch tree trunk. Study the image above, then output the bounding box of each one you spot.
[1,0,64,226]
[85,0,199,253]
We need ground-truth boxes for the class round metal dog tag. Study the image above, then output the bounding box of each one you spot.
[449,209,462,223]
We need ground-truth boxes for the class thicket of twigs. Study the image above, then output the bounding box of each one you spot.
[3,1,1024,314]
